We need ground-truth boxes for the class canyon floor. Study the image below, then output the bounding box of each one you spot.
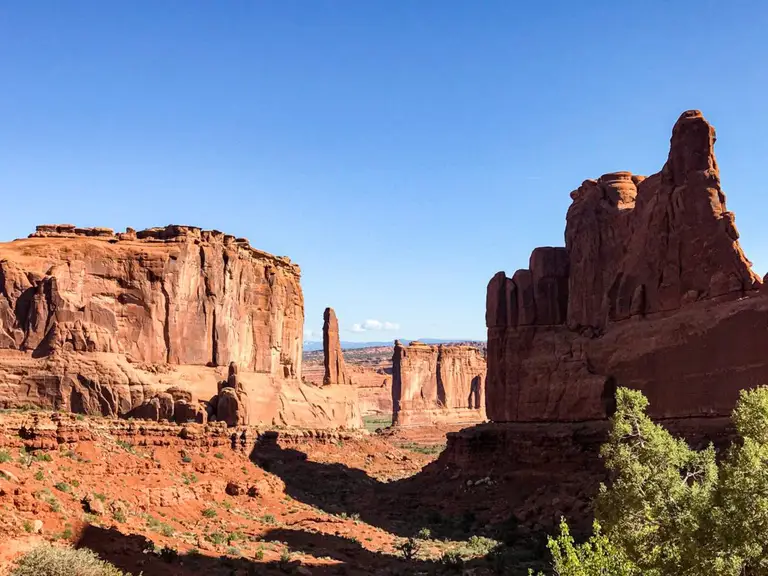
[0,412,559,576]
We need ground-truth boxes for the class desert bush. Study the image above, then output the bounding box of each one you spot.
[395,536,422,561]
[540,386,768,576]
[115,440,134,454]
[54,481,71,493]
[11,544,129,576]
[33,451,53,462]
[202,507,217,518]
[204,531,226,545]
[439,548,464,570]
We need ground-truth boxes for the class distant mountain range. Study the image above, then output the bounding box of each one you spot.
[302,338,482,352]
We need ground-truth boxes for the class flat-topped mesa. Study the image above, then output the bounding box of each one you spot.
[1,224,303,375]
[323,307,351,385]
[486,110,768,422]
[392,340,486,427]
[0,224,363,428]
[29,224,297,271]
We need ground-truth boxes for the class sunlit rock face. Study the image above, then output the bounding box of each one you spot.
[486,111,766,422]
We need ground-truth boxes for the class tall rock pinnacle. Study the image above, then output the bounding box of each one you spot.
[323,307,350,385]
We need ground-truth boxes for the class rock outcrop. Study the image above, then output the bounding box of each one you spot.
[323,307,350,385]
[486,110,768,422]
[392,340,486,426]
[0,225,361,429]
[0,224,303,373]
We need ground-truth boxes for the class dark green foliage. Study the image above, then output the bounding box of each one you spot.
[540,386,768,576]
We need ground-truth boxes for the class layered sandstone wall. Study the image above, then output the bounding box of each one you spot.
[486,110,768,422]
[0,225,361,429]
[392,340,486,426]
[0,224,303,376]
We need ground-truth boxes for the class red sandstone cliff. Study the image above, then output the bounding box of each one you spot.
[486,110,768,422]
[392,340,486,426]
[0,225,361,428]
[323,307,350,385]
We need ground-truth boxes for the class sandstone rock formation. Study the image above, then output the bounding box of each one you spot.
[0,225,361,429]
[303,354,393,416]
[1,224,303,373]
[486,110,768,422]
[323,307,350,385]
[392,340,486,426]
[215,361,248,426]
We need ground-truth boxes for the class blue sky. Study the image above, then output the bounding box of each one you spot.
[2,1,768,342]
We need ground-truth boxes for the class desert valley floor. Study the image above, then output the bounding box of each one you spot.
[0,413,559,575]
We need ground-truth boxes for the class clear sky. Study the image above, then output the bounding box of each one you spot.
[2,1,768,343]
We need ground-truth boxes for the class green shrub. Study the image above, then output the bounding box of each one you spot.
[10,544,129,576]
[539,386,768,576]
[439,548,464,570]
[115,440,134,454]
[202,507,217,519]
[54,482,71,494]
[181,472,198,485]
[0,449,12,463]
[397,442,445,455]
[395,537,421,561]
[205,531,226,545]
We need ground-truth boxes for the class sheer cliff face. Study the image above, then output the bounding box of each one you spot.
[392,341,486,426]
[486,110,767,422]
[0,225,303,378]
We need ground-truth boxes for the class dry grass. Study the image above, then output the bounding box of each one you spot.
[11,544,130,576]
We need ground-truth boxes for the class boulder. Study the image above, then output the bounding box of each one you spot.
[165,386,193,403]
[217,387,246,427]
[173,400,207,425]
[129,392,174,422]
